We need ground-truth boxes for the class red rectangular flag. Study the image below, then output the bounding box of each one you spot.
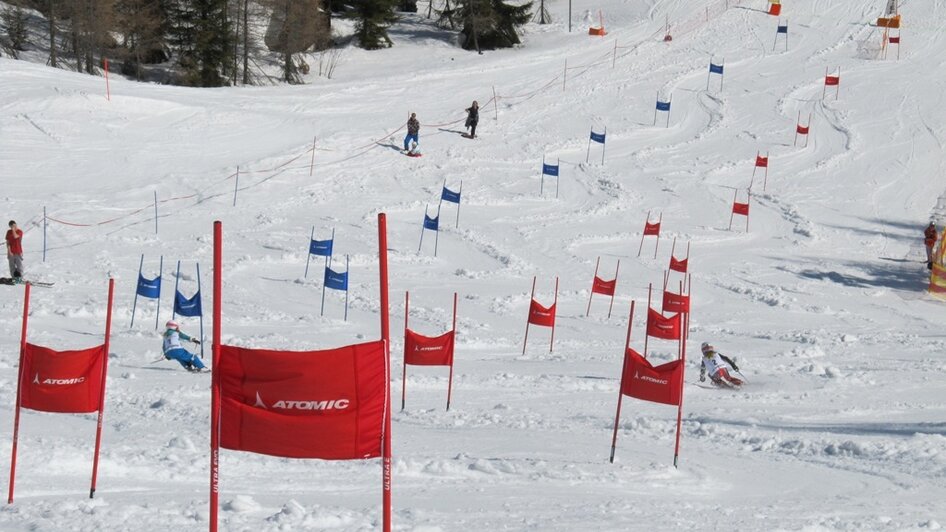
[20,343,106,414]
[643,222,661,236]
[825,75,840,86]
[219,340,387,460]
[621,348,683,406]
[591,276,616,296]
[528,299,556,327]
[669,256,688,273]
[796,124,809,134]
[732,202,749,216]
[755,155,768,168]
[646,308,681,340]
[404,329,455,366]
[662,291,690,313]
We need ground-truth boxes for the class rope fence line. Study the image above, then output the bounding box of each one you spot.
[27,0,743,238]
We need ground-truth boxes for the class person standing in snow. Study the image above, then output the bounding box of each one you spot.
[5,220,24,279]
[924,221,937,270]
[699,342,742,387]
[404,112,420,153]
[464,101,479,139]
[162,320,206,372]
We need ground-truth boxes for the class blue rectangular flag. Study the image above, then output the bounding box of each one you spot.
[709,63,724,74]
[174,290,202,317]
[777,24,788,34]
[656,100,671,112]
[441,186,461,204]
[542,163,559,176]
[590,131,606,143]
[424,214,439,231]
[309,238,333,256]
[324,267,349,291]
[136,274,161,298]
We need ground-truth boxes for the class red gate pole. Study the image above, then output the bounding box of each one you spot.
[609,300,635,463]
[643,284,652,358]
[8,282,31,504]
[653,212,662,259]
[90,278,115,498]
[608,260,620,318]
[446,292,458,411]
[402,291,409,411]
[209,221,223,532]
[728,189,737,230]
[549,277,559,353]
[378,213,392,532]
[637,211,650,257]
[522,276,536,355]
[673,310,688,468]
[587,257,600,316]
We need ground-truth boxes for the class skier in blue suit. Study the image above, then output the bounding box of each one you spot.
[163,320,206,372]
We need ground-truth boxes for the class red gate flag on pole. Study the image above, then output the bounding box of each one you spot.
[402,291,458,411]
[646,307,682,340]
[823,67,841,100]
[8,278,115,504]
[637,211,662,259]
[610,299,686,466]
[794,111,812,147]
[586,257,620,318]
[662,290,690,314]
[668,238,690,273]
[729,189,750,232]
[523,276,559,354]
[210,215,392,532]
[752,151,770,191]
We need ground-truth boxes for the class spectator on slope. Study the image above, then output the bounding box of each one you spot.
[925,221,938,270]
[465,101,480,139]
[162,320,206,373]
[5,220,24,279]
[699,342,742,388]
[404,112,420,154]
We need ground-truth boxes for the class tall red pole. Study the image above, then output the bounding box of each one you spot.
[637,211,650,257]
[643,284,652,358]
[210,221,223,532]
[728,189,737,230]
[446,292,457,411]
[653,212,662,259]
[549,277,559,353]
[522,276,536,355]
[609,300,635,463]
[90,278,115,498]
[673,310,688,468]
[402,291,409,411]
[378,213,392,532]
[8,282,31,504]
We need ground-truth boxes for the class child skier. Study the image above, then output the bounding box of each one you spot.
[464,101,479,138]
[699,342,743,388]
[924,221,937,270]
[404,113,420,154]
[162,320,206,372]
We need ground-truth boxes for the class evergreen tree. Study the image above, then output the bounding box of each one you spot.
[348,0,398,50]
[115,0,166,80]
[167,0,233,86]
[263,0,330,84]
[2,6,29,58]
[443,0,531,51]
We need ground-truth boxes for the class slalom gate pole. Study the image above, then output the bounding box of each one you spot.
[587,257,600,316]
[638,211,650,257]
[653,213,662,259]
[104,57,110,101]
[549,277,559,353]
[555,159,560,199]
[155,255,163,330]
[643,284,652,358]
[456,181,462,228]
[446,292,457,411]
[673,311,688,468]
[418,205,428,254]
[130,254,143,328]
[728,189,737,230]
[433,206,440,258]
[601,126,606,165]
[402,291,409,411]
[209,221,223,532]
[233,167,239,207]
[154,191,158,235]
[8,282,31,503]
[522,276,536,355]
[197,263,205,358]
[492,86,498,121]
[309,136,317,177]
[90,278,115,498]
[304,227,314,278]
[378,213,393,532]
[343,255,350,321]
[609,300,634,463]
[43,207,47,263]
[173,260,181,321]
[608,260,620,318]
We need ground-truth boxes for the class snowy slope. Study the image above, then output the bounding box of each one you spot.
[1,0,946,530]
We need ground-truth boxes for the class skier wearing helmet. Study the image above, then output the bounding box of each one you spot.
[162,320,206,372]
[699,342,742,387]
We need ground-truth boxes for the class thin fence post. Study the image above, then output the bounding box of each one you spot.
[153,191,158,234]
[43,206,47,263]
[309,136,317,177]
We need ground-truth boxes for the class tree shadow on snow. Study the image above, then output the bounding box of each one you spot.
[792,259,927,292]
[694,416,946,437]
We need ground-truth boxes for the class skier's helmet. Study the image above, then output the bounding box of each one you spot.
[166,320,179,330]
[701,342,715,355]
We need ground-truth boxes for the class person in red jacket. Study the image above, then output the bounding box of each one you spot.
[5,220,23,279]
[925,221,937,270]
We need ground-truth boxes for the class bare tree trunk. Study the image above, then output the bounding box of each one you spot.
[86,0,95,74]
[48,0,57,67]
[242,0,249,85]
[73,29,82,72]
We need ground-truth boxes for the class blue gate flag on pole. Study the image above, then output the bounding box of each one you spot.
[424,213,440,231]
[174,290,202,317]
[590,131,606,143]
[540,158,561,198]
[321,255,350,321]
[305,227,335,278]
[709,62,724,74]
[777,24,788,33]
[655,100,671,112]
[588,127,607,164]
[418,204,442,256]
[542,163,559,176]
[130,254,163,330]
[441,186,461,204]
[654,92,673,127]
